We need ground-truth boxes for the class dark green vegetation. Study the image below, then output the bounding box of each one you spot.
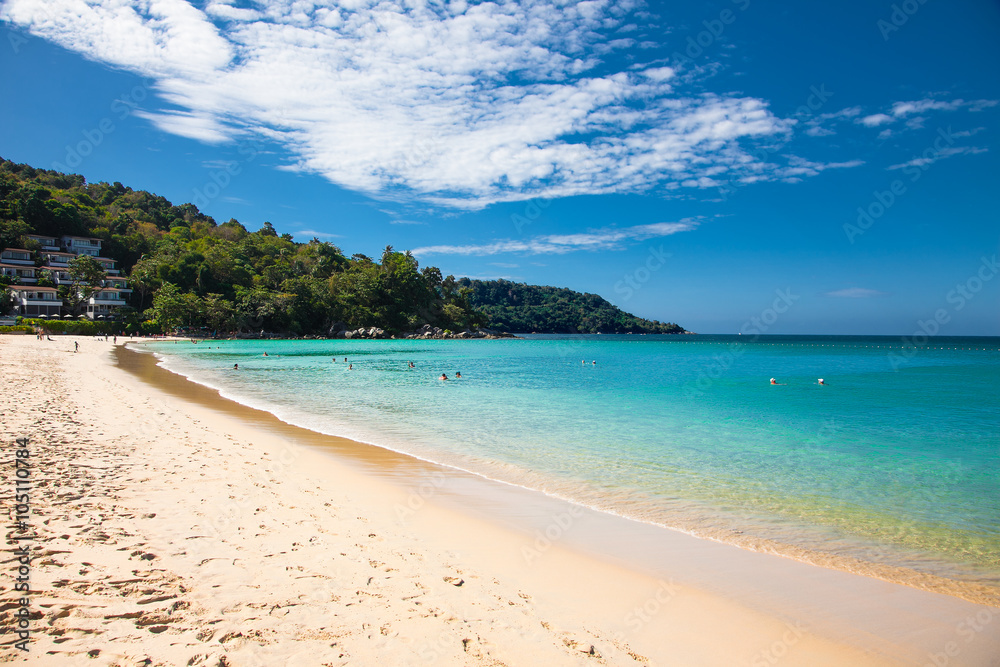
[459,279,685,334]
[1,157,685,335]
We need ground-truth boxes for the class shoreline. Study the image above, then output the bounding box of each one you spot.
[2,335,997,665]
[139,337,1000,609]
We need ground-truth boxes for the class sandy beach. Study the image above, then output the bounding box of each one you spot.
[2,335,998,666]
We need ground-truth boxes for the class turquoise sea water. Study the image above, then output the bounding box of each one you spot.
[142,334,1000,601]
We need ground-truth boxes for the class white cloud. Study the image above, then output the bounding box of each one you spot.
[951,127,985,138]
[859,113,893,127]
[886,146,988,171]
[854,98,998,133]
[412,219,697,256]
[891,99,966,116]
[133,109,234,143]
[776,157,864,181]
[802,106,861,136]
[0,0,877,207]
[824,288,888,298]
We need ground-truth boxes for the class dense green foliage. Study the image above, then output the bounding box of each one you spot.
[1,157,685,335]
[459,279,686,334]
[19,319,114,335]
[0,158,484,335]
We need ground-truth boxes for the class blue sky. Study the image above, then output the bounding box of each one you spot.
[1,0,997,334]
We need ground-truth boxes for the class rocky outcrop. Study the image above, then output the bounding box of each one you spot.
[327,323,516,340]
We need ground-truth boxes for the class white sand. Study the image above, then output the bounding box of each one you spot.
[1,334,996,665]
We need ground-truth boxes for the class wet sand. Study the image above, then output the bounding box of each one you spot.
[2,334,997,665]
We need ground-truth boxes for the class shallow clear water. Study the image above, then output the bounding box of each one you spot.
[143,334,1000,600]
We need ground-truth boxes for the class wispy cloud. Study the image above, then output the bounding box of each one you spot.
[856,98,997,131]
[803,106,861,136]
[2,0,860,208]
[887,146,988,171]
[823,288,888,298]
[134,110,233,144]
[777,157,864,182]
[292,229,342,240]
[807,98,997,138]
[412,219,697,256]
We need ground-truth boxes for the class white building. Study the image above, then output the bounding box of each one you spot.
[61,236,103,257]
[3,239,132,319]
[40,250,75,268]
[8,286,63,317]
[1,248,33,265]
[94,257,121,276]
[25,234,60,251]
[86,288,129,319]
[0,263,37,284]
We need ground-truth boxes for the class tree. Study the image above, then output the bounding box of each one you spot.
[203,293,236,332]
[145,283,199,332]
[0,286,14,316]
[0,218,30,249]
[59,255,107,316]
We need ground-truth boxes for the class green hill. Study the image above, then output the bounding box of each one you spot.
[459,278,686,334]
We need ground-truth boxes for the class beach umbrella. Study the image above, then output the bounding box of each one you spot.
[62,314,73,319]
[37,314,47,319]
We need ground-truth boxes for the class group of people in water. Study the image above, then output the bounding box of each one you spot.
[235,355,460,379]
[771,378,825,385]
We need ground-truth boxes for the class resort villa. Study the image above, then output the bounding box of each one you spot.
[1,247,38,285]
[2,235,131,320]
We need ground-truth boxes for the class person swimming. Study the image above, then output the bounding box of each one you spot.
[818,378,825,385]
[455,372,462,378]
[262,352,268,356]
[348,363,353,370]
[439,373,448,380]
[770,378,778,385]
[234,363,239,370]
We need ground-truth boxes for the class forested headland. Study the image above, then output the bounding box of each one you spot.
[0,158,686,336]
[461,279,685,334]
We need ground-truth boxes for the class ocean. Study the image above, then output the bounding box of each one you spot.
[139,334,1000,603]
